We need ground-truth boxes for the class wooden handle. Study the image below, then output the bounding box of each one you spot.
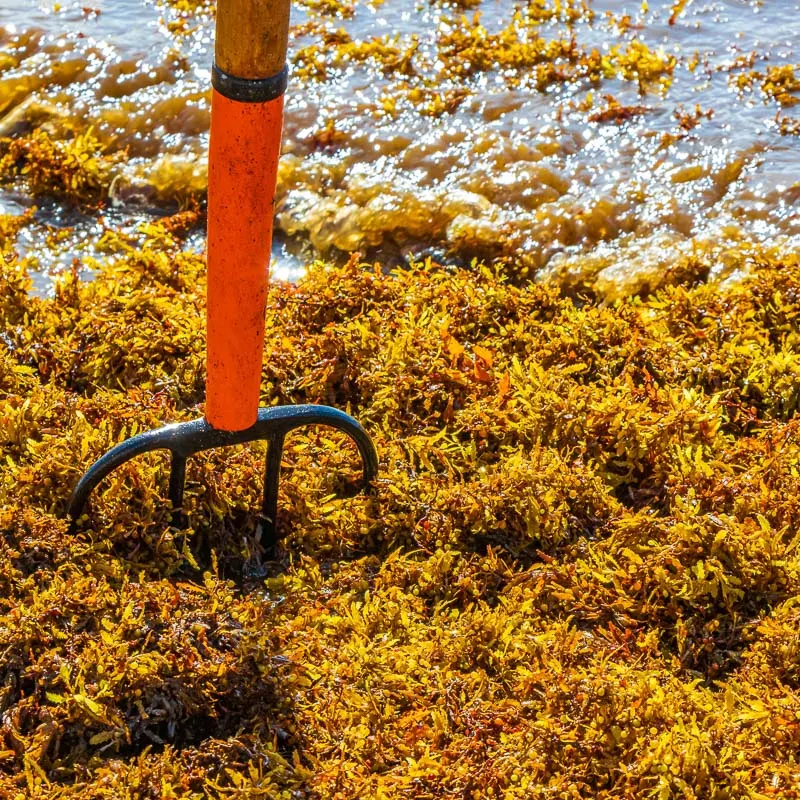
[215,0,292,80]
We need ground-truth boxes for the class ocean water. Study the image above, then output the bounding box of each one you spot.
[0,0,798,294]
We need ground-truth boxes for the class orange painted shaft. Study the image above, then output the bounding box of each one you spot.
[205,89,284,431]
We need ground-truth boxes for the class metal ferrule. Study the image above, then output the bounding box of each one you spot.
[211,63,289,103]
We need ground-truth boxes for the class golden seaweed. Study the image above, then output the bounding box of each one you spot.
[0,201,799,796]
[0,0,799,797]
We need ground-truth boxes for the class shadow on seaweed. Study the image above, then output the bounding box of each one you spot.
[0,589,306,791]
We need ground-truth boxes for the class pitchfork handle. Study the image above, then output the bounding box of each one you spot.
[215,0,291,80]
[206,0,293,432]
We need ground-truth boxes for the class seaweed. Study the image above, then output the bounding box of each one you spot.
[0,207,800,796]
[731,65,800,108]
[0,0,799,795]
[0,128,119,206]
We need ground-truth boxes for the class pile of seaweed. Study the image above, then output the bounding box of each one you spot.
[1,179,800,798]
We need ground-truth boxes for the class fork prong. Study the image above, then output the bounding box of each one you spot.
[258,432,285,553]
[68,406,378,542]
[168,452,187,528]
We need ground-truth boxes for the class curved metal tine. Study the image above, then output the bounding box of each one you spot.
[66,422,199,531]
[257,432,285,555]
[251,405,380,495]
[168,452,188,528]
[254,415,380,557]
[68,406,380,538]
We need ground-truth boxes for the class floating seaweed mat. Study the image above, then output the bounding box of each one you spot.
[1,208,800,797]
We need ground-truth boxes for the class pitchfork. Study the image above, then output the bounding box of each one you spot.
[67,0,379,550]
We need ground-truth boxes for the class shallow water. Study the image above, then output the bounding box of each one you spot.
[0,0,798,295]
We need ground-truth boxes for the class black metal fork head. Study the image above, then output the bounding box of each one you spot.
[67,404,379,552]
